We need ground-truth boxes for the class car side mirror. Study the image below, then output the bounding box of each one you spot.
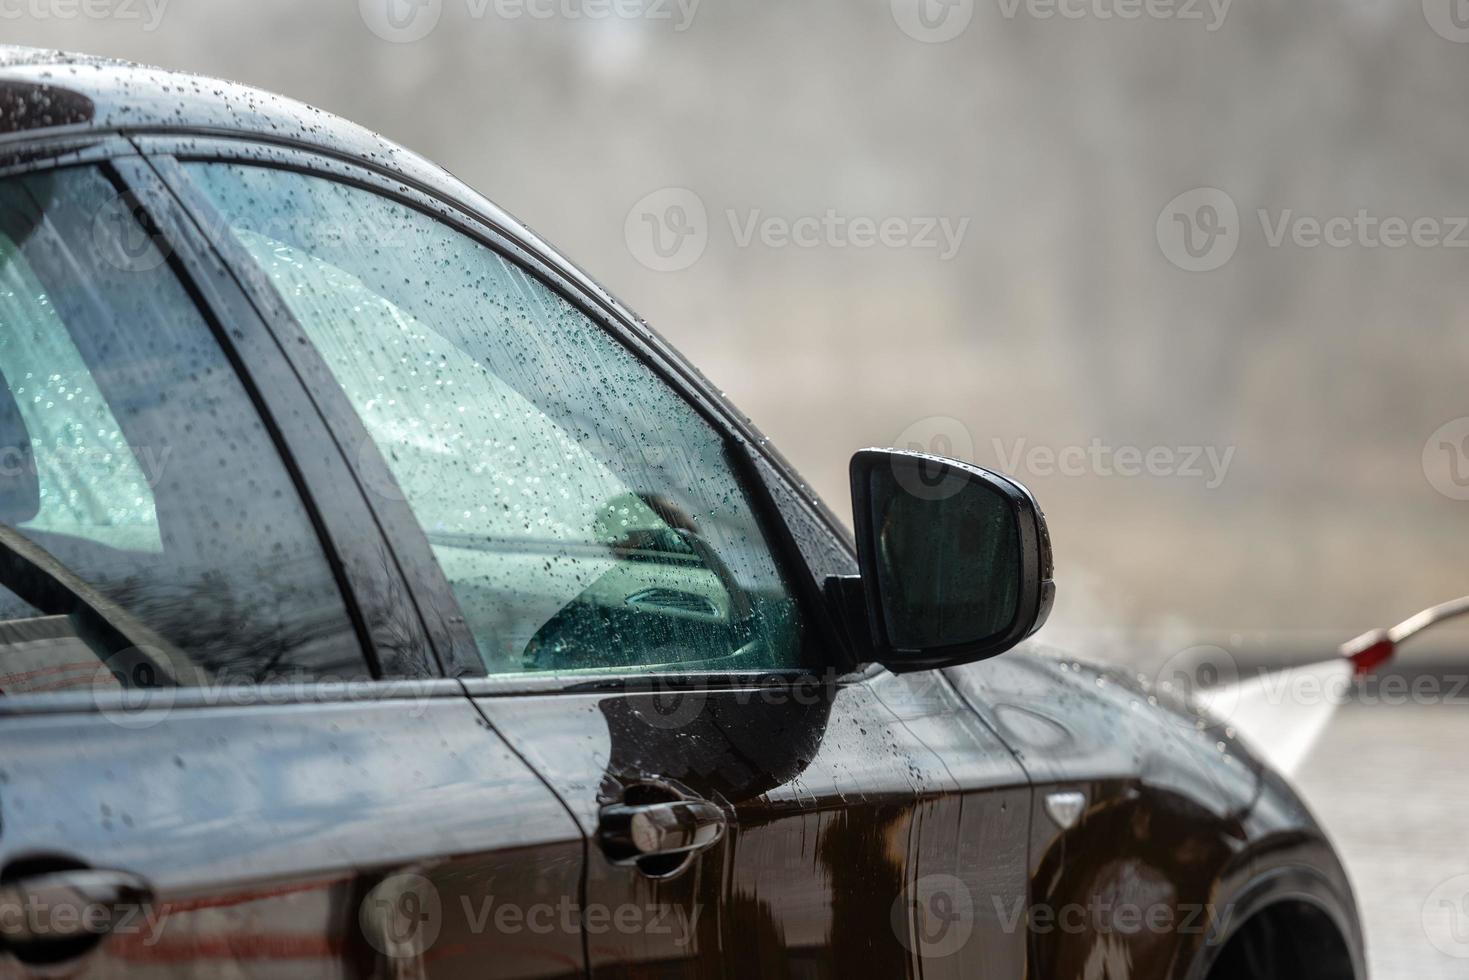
[845,449,1054,673]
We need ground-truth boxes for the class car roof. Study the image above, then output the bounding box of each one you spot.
[0,47,636,347]
[0,45,424,172]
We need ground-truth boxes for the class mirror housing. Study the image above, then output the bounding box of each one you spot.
[845,449,1053,673]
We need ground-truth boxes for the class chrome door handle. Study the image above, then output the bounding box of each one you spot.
[598,799,726,865]
[0,869,154,945]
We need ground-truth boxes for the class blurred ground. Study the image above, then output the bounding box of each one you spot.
[1295,700,1469,979]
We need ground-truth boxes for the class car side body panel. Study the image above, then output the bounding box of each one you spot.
[946,649,1365,980]
[469,669,1034,979]
[0,686,585,979]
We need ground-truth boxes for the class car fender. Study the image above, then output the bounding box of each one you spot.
[944,647,1364,979]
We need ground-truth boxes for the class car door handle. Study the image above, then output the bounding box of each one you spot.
[598,799,726,865]
[0,869,154,945]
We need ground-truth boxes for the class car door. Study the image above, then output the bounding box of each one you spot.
[0,154,583,980]
[162,148,1037,978]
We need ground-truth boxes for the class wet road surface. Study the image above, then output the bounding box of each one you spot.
[1293,701,1469,979]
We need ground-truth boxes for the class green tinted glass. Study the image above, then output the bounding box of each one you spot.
[0,165,364,691]
[188,163,804,676]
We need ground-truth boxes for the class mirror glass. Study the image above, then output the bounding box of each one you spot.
[866,459,1022,650]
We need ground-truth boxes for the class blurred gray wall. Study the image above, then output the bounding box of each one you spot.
[9,0,1469,666]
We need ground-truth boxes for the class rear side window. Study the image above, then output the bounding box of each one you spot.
[187,162,805,676]
[0,165,367,693]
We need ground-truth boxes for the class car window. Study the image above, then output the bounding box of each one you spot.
[187,162,805,676]
[0,165,368,694]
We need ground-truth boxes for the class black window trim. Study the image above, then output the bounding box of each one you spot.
[146,148,485,680]
[0,138,447,703]
[137,134,868,695]
[0,133,130,181]
[113,155,443,682]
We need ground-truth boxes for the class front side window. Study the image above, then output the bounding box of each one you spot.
[0,165,366,693]
[188,162,804,675]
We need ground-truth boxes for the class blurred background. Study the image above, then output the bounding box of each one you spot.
[7,1,1469,974]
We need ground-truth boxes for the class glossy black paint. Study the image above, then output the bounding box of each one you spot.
[466,669,1034,978]
[0,46,1364,980]
[0,683,585,977]
[946,650,1365,979]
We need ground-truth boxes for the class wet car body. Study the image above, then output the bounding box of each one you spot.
[0,47,1363,979]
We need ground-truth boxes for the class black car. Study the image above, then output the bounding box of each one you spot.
[0,47,1361,979]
